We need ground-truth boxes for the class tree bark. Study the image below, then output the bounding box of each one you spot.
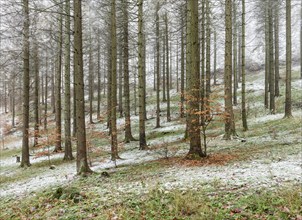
[110,0,119,160]
[155,1,161,128]
[21,0,31,167]
[268,1,275,114]
[233,0,238,106]
[97,32,101,120]
[284,0,292,118]
[165,14,171,122]
[33,40,40,148]
[186,0,205,158]
[180,9,185,119]
[64,0,73,160]
[74,0,92,174]
[54,11,63,152]
[205,0,211,110]
[242,0,248,131]
[214,31,217,85]
[274,3,280,97]
[118,48,123,118]
[264,1,269,109]
[138,0,147,150]
[224,0,236,139]
[122,0,136,142]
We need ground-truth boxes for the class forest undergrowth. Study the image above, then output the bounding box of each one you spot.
[0,69,301,219]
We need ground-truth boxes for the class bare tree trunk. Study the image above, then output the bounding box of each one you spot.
[268,0,275,114]
[242,0,248,131]
[284,0,292,118]
[33,40,40,148]
[122,0,135,142]
[89,37,94,124]
[64,0,73,160]
[180,10,185,119]
[264,1,269,109]
[200,0,205,123]
[97,33,101,120]
[73,54,77,137]
[214,31,217,85]
[165,14,171,122]
[233,0,238,106]
[205,0,211,109]
[155,2,161,128]
[138,0,147,150]
[186,0,204,158]
[74,0,92,174]
[162,32,166,102]
[51,61,55,114]
[176,40,179,92]
[274,3,280,97]
[21,0,31,167]
[44,54,48,131]
[110,0,120,160]
[224,0,236,139]
[54,11,63,152]
[107,46,112,132]
[118,48,123,118]
[11,78,15,127]
[301,0,302,79]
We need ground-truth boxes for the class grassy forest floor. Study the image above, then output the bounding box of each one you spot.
[0,67,301,219]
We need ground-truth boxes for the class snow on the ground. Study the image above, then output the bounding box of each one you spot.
[158,154,302,191]
[250,110,302,124]
[0,163,76,198]
[292,78,302,90]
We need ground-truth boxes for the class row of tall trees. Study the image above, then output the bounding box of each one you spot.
[0,0,296,174]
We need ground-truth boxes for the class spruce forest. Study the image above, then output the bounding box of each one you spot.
[0,0,301,219]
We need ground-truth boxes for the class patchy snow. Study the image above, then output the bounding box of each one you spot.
[292,78,302,90]
[0,163,76,198]
[158,154,302,191]
[250,110,302,124]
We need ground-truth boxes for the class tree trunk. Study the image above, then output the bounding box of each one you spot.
[54,11,63,152]
[21,0,30,167]
[301,0,302,79]
[274,3,280,97]
[33,40,40,148]
[51,61,55,114]
[214,31,217,85]
[186,0,204,158]
[74,0,92,174]
[44,55,48,131]
[233,0,238,106]
[284,0,292,118]
[97,32,101,120]
[165,14,171,122]
[107,46,112,132]
[264,1,269,109]
[200,0,205,124]
[176,40,179,92]
[155,2,161,128]
[180,10,185,119]
[118,48,123,118]
[162,32,166,102]
[138,0,147,150]
[64,0,73,160]
[205,0,211,110]
[122,0,135,142]
[224,0,236,139]
[11,78,15,127]
[110,0,119,160]
[242,0,248,131]
[89,37,94,124]
[268,1,275,114]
